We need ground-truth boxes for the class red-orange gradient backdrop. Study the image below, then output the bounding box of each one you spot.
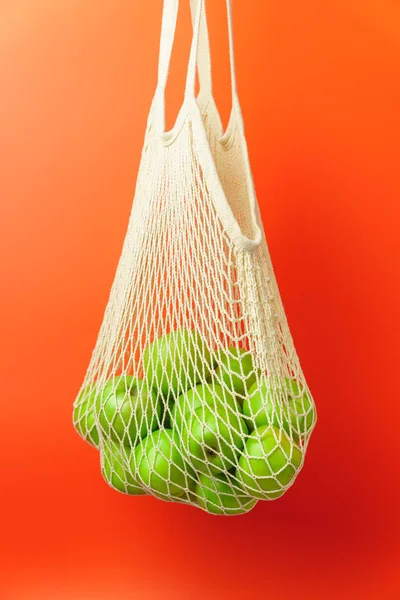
[1,1,399,598]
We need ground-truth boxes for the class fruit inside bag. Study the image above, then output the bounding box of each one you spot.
[74,330,316,516]
[73,0,317,516]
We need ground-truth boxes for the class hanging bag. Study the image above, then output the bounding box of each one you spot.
[73,0,317,516]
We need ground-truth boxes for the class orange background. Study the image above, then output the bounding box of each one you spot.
[1,1,399,598]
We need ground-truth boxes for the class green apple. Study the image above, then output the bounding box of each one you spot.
[237,425,302,499]
[172,383,239,432]
[166,470,199,505]
[286,379,316,439]
[160,397,175,429]
[96,374,162,447]
[182,403,248,475]
[243,376,316,440]
[143,329,214,399]
[101,439,145,495]
[196,472,257,516]
[133,429,192,498]
[211,347,256,401]
[73,385,99,448]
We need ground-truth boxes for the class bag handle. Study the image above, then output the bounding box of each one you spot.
[189,0,212,99]
[187,0,238,105]
[154,0,202,133]
[155,0,238,132]
[156,0,178,98]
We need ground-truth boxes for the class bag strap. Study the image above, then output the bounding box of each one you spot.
[225,0,238,101]
[154,0,201,133]
[154,0,238,132]
[189,0,212,99]
[156,0,180,100]
[184,0,206,100]
[187,0,238,103]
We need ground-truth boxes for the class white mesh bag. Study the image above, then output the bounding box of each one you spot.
[73,0,317,516]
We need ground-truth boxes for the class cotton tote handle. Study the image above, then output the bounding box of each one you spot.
[188,0,238,106]
[154,0,239,134]
[154,0,207,134]
[189,0,212,99]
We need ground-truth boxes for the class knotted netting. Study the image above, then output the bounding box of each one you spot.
[73,0,316,516]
